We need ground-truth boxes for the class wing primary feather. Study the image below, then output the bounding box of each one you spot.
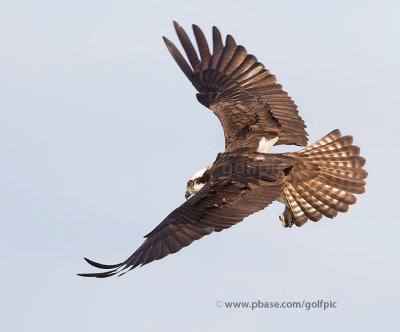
[192,24,211,61]
[173,21,200,70]
[215,34,237,73]
[163,36,197,87]
[83,257,124,269]
[77,269,120,278]
[212,26,223,55]
[229,54,257,78]
[223,45,247,75]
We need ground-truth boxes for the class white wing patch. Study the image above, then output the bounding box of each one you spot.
[256,137,279,154]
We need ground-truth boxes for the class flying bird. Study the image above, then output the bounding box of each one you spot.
[79,22,367,278]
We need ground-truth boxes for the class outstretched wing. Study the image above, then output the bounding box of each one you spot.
[79,156,293,278]
[164,21,308,150]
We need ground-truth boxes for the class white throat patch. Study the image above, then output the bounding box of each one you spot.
[257,137,279,154]
[192,182,206,193]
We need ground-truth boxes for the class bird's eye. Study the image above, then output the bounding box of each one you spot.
[189,181,194,187]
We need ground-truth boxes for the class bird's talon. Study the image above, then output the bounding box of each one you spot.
[280,209,294,228]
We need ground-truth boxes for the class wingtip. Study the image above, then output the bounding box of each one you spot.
[192,24,202,35]
[77,270,120,278]
[83,257,123,269]
[83,256,98,266]
[226,34,236,46]
[212,25,221,34]
[162,36,173,47]
[77,273,90,277]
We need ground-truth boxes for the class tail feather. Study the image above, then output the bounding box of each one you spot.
[284,129,367,226]
[301,135,353,154]
[299,129,341,153]
[303,145,360,158]
[295,184,338,219]
[317,174,365,195]
[310,180,356,205]
[319,167,368,180]
[302,155,365,165]
[286,184,322,221]
[301,182,349,213]
[319,171,366,189]
[283,187,308,226]
[319,169,366,184]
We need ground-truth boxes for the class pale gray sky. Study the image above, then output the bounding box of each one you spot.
[1,0,399,331]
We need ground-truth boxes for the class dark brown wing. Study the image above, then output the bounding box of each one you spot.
[164,21,308,150]
[78,156,293,278]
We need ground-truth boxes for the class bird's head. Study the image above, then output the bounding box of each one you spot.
[185,165,211,199]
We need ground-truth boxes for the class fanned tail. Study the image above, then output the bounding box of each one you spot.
[284,129,367,226]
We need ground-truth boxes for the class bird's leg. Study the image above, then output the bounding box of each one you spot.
[279,206,295,228]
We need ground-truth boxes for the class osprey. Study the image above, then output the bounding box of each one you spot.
[79,22,367,278]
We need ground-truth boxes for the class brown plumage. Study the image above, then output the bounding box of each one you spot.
[79,23,367,278]
[164,21,308,150]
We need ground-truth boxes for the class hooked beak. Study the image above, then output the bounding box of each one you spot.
[185,191,192,200]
